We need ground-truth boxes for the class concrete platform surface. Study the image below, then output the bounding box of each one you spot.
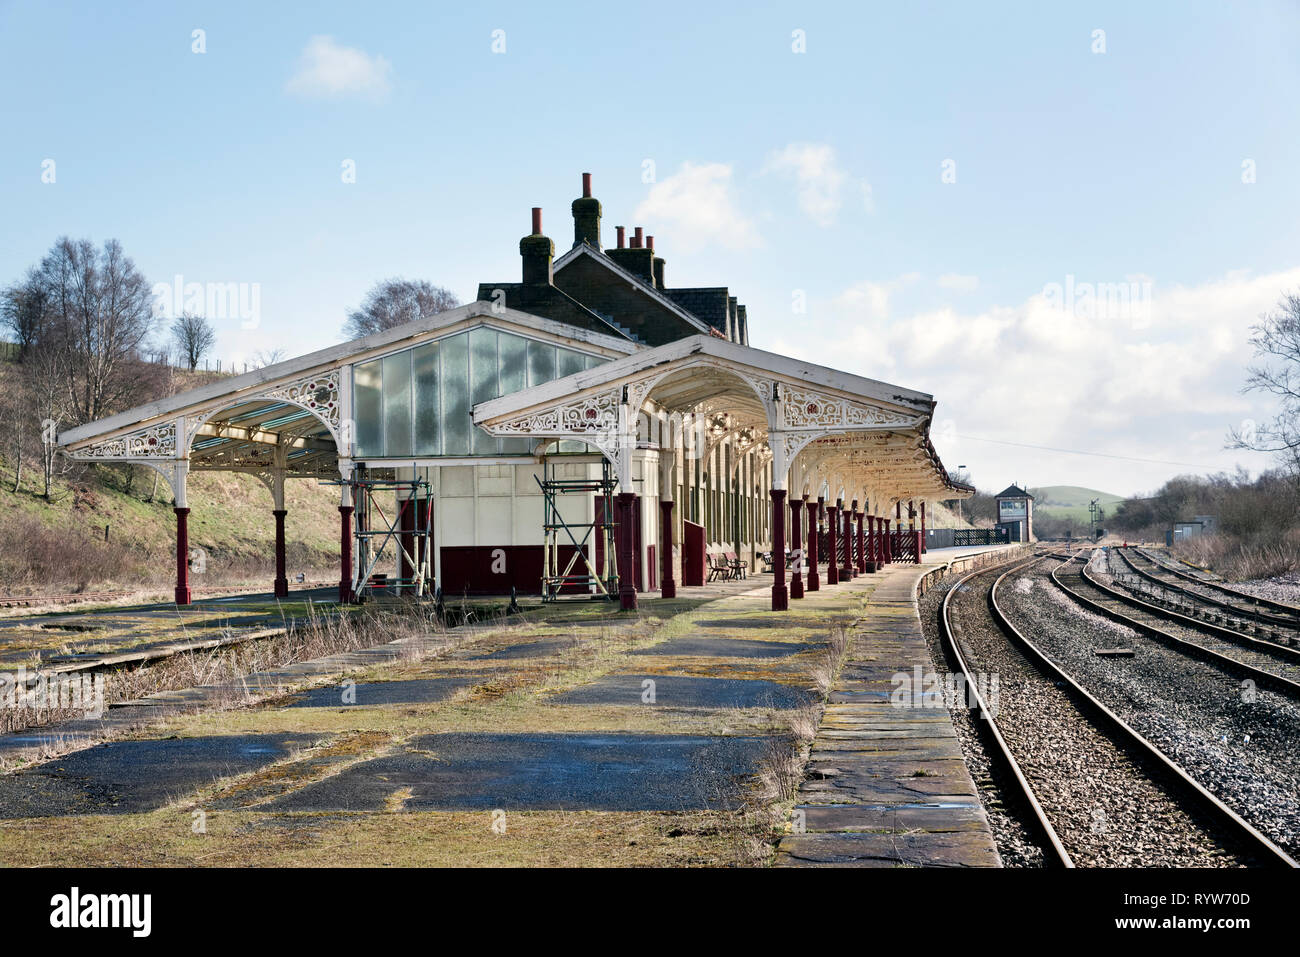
[776,555,1003,868]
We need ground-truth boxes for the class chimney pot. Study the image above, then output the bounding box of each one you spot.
[582,172,592,198]
[531,207,543,235]
[646,235,655,252]
[632,227,644,248]
[616,226,625,248]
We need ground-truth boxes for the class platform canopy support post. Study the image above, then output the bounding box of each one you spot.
[806,495,820,592]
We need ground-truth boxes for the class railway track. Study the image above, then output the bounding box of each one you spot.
[941,554,1295,867]
[1114,546,1300,636]
[1058,555,1300,693]
[0,580,331,611]
[1135,546,1300,619]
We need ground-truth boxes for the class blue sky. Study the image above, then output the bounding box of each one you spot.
[3,0,1298,496]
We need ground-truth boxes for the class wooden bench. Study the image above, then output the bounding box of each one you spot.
[725,552,747,579]
[707,552,733,581]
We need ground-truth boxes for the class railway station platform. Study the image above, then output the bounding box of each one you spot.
[776,545,1018,868]
[0,544,1019,866]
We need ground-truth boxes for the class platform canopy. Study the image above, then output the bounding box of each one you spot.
[472,334,967,504]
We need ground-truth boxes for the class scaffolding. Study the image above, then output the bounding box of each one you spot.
[328,474,435,601]
[536,457,618,601]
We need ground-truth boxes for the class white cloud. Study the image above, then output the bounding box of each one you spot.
[763,143,872,226]
[938,273,980,293]
[286,36,393,100]
[771,266,1300,494]
[633,162,759,252]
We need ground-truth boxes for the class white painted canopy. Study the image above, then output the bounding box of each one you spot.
[472,334,967,502]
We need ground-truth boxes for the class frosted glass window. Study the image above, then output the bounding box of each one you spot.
[499,333,527,394]
[352,329,601,459]
[354,359,383,457]
[469,328,500,455]
[413,342,440,455]
[441,332,470,455]
[557,348,585,378]
[526,339,556,386]
[382,351,412,457]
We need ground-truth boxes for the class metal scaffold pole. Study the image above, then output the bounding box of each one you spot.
[324,469,435,602]
[536,456,618,602]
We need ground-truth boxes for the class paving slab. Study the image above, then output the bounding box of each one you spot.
[0,733,316,817]
[471,638,579,660]
[551,674,816,710]
[283,676,484,708]
[776,558,1002,868]
[632,636,812,659]
[266,732,771,812]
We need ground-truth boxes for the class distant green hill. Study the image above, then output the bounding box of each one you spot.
[1029,485,1126,523]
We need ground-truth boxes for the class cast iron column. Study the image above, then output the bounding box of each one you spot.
[770,488,788,611]
[659,500,676,599]
[826,500,839,585]
[840,500,854,581]
[273,508,289,598]
[789,493,804,600]
[856,506,866,573]
[174,506,192,605]
[339,505,354,603]
[806,496,820,591]
[616,492,638,611]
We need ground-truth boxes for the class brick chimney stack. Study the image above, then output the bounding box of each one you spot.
[520,207,554,285]
[571,172,601,248]
[606,224,655,283]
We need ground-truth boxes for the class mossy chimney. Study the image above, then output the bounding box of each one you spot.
[571,172,601,248]
[520,207,554,286]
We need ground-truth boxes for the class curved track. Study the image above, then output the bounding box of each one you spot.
[1134,546,1300,620]
[942,554,1295,867]
[1113,547,1300,638]
[1056,554,1300,694]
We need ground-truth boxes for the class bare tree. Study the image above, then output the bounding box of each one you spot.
[1230,291,1300,473]
[253,348,287,368]
[0,268,49,356]
[343,278,459,339]
[0,378,28,493]
[30,237,157,424]
[171,312,216,370]
[27,343,69,499]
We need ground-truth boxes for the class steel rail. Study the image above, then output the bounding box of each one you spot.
[1075,552,1300,666]
[1135,546,1300,618]
[941,553,1075,867]
[998,556,1297,868]
[1048,557,1300,699]
[1116,547,1300,631]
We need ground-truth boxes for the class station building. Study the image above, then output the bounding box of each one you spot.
[58,174,970,611]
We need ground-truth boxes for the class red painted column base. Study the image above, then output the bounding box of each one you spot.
[659,500,676,599]
[616,492,638,611]
[339,505,354,604]
[826,507,839,586]
[273,508,289,598]
[789,497,804,600]
[770,488,788,611]
[174,506,192,605]
[806,499,820,591]
[840,506,854,581]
